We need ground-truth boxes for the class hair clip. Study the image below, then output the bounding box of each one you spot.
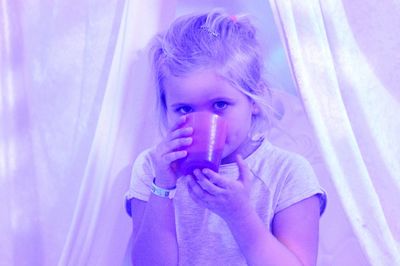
[200,25,219,37]
[230,15,237,22]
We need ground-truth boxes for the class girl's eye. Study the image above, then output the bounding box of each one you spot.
[213,101,228,110]
[176,106,193,114]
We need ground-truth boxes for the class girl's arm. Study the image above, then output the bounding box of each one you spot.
[226,195,320,266]
[131,116,192,265]
[188,155,320,266]
[131,192,178,266]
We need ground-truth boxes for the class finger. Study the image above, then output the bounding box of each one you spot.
[168,126,193,141]
[193,169,225,195]
[187,177,201,202]
[163,150,187,163]
[187,177,211,207]
[188,175,211,197]
[163,136,192,152]
[236,154,251,185]
[201,168,230,188]
[169,115,188,133]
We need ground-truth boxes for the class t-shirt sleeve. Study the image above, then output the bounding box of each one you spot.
[124,149,154,216]
[275,154,327,215]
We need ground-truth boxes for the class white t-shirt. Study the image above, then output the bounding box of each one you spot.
[125,139,327,265]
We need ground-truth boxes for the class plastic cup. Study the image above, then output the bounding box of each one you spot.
[175,112,227,176]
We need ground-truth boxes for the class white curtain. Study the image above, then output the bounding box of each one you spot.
[1,0,399,265]
[269,0,400,265]
[1,0,176,265]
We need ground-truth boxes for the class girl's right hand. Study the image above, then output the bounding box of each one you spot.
[149,116,193,188]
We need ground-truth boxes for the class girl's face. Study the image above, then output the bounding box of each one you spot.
[163,69,258,164]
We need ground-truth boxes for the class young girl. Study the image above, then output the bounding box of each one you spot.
[125,10,326,266]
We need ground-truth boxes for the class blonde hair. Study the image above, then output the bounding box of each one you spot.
[150,9,273,138]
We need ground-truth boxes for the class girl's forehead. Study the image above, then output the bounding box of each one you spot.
[165,69,221,85]
[163,70,243,103]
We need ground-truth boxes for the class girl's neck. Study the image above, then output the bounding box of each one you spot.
[221,136,264,164]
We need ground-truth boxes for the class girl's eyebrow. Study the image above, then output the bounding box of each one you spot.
[170,97,235,107]
[170,102,191,108]
[210,97,235,102]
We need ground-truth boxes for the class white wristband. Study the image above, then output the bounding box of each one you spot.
[151,178,177,199]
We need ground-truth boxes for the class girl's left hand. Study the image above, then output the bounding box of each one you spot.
[187,154,253,222]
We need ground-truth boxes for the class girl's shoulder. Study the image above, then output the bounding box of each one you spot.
[133,146,155,165]
[248,139,311,169]
[245,139,321,194]
[131,146,157,177]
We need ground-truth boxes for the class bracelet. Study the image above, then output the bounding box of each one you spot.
[151,178,177,199]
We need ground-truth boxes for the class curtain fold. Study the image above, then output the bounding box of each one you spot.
[58,0,177,265]
[1,0,175,265]
[1,1,44,264]
[269,0,400,265]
